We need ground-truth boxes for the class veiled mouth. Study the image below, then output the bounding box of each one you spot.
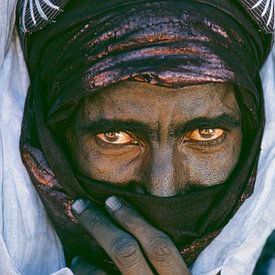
[76,173,226,202]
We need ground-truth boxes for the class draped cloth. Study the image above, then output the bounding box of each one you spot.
[192,42,275,275]
[0,1,68,274]
[20,0,273,271]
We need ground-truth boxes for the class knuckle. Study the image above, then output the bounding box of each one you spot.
[85,212,105,229]
[146,233,175,263]
[111,234,142,268]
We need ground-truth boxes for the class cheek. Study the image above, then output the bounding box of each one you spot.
[69,136,143,184]
[181,132,242,186]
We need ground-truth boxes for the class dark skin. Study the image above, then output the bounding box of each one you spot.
[67,81,242,274]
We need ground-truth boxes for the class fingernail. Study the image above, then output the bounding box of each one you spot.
[105,196,122,211]
[71,199,90,215]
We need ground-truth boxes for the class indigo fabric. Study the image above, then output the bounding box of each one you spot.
[21,0,272,267]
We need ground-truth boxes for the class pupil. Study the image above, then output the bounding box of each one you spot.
[200,129,214,136]
[105,132,118,139]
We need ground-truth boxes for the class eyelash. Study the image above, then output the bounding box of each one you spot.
[183,131,226,147]
[95,137,124,149]
[95,127,229,149]
[95,133,140,149]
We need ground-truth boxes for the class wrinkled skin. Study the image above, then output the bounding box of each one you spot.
[66,81,242,196]
[71,197,191,274]
[66,81,242,274]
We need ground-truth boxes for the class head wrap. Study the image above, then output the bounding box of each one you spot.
[20,0,272,268]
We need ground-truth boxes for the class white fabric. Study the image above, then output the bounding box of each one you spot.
[191,46,275,274]
[0,0,16,68]
[0,2,67,275]
[1,1,275,275]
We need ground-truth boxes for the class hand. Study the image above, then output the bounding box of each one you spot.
[71,196,190,275]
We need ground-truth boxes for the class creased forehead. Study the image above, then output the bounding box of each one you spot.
[78,82,240,129]
[25,0,270,125]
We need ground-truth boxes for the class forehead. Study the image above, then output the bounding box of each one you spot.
[80,81,240,123]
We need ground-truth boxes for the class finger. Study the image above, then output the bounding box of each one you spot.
[105,196,190,275]
[71,256,108,275]
[71,199,154,275]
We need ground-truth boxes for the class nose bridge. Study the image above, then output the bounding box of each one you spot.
[147,146,177,197]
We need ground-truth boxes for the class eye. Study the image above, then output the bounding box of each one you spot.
[96,131,138,145]
[185,128,224,141]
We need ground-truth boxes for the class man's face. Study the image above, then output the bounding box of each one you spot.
[66,81,242,197]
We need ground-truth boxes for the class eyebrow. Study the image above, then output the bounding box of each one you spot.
[78,114,240,138]
[173,114,240,136]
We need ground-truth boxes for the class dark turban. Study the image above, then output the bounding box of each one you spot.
[20,0,272,267]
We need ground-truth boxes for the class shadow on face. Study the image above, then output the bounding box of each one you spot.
[65,81,242,197]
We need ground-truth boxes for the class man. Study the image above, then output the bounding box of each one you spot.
[19,0,275,274]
